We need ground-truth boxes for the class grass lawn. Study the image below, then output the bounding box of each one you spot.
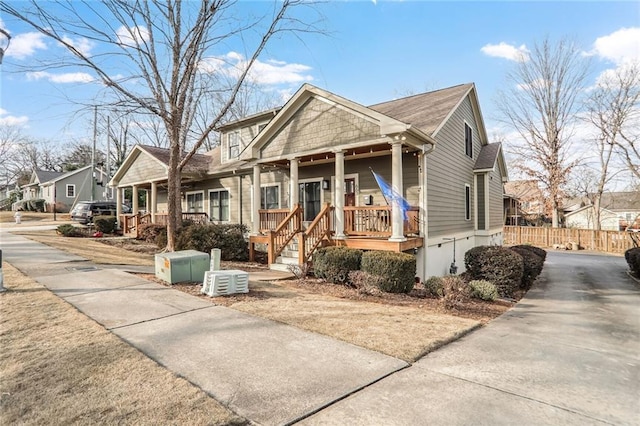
[0,262,245,425]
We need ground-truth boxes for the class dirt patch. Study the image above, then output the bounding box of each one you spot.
[0,262,245,425]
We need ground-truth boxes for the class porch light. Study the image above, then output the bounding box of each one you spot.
[322,179,330,190]
[0,28,11,65]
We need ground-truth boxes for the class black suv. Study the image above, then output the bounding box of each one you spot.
[70,201,130,224]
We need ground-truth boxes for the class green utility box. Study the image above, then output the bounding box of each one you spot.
[155,250,210,284]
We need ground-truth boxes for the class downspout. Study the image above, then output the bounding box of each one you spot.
[419,142,435,281]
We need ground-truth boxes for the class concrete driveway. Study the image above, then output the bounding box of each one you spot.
[302,252,640,425]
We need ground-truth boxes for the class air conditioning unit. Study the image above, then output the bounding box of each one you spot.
[201,269,249,297]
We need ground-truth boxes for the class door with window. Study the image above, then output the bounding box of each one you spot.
[299,181,321,221]
[344,178,356,207]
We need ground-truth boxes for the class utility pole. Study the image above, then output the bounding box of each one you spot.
[91,106,97,201]
[106,115,111,200]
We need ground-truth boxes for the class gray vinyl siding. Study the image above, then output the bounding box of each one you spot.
[261,97,380,159]
[489,167,504,229]
[119,153,166,186]
[477,175,486,230]
[427,96,482,238]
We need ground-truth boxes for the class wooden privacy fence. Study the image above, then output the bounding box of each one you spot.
[504,226,636,254]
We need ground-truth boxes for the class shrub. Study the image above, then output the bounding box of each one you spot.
[625,247,640,276]
[512,244,547,262]
[138,224,167,243]
[441,275,470,308]
[94,216,117,234]
[175,223,248,261]
[468,280,498,301]
[361,251,416,293]
[464,245,524,297]
[13,199,46,212]
[509,246,544,289]
[424,276,444,298]
[313,246,362,285]
[57,224,81,237]
[287,262,311,280]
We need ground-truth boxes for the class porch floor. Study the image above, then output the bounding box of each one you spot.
[333,236,423,252]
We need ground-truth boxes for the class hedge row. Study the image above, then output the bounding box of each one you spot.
[313,246,416,293]
[13,199,46,212]
[625,247,640,276]
[464,245,546,297]
[139,222,248,261]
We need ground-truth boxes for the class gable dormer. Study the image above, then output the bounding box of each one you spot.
[217,108,281,163]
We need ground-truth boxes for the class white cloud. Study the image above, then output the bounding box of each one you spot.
[26,71,94,83]
[591,27,640,65]
[61,35,94,56]
[481,42,529,62]
[6,31,47,60]
[0,108,29,126]
[116,25,150,47]
[200,52,313,86]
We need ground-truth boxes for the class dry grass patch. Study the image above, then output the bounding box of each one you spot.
[14,230,154,266]
[0,262,245,425]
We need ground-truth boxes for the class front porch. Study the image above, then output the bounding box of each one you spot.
[249,204,423,267]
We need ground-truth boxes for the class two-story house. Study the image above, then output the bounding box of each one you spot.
[110,83,508,278]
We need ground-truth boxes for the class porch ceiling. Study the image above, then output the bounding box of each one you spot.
[262,143,421,167]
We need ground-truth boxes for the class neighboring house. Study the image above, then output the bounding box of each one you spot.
[0,183,18,210]
[564,192,640,231]
[110,83,508,278]
[503,180,545,226]
[21,166,109,212]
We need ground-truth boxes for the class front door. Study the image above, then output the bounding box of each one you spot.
[299,181,321,221]
[344,178,356,207]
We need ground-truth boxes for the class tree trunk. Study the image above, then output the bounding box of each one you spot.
[593,194,602,231]
[166,141,182,251]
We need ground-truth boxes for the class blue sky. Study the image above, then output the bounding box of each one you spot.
[1,1,639,148]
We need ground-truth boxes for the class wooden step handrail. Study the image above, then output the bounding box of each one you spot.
[268,204,302,264]
[300,202,333,264]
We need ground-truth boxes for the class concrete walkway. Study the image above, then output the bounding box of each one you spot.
[2,227,638,425]
[0,231,407,425]
[302,252,640,425]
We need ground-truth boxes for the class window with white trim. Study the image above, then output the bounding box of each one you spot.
[464,123,473,158]
[465,184,471,221]
[66,184,75,198]
[260,185,280,210]
[209,189,229,221]
[228,131,240,159]
[186,191,204,213]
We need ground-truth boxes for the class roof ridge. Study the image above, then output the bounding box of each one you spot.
[368,82,473,107]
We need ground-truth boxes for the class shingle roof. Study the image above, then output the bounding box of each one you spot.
[35,169,64,183]
[474,143,501,170]
[369,83,474,136]
[139,145,212,175]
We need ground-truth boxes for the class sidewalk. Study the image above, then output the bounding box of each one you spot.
[0,231,407,425]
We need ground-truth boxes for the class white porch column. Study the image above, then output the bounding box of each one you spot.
[334,150,346,239]
[289,158,299,209]
[151,181,158,223]
[252,164,261,235]
[132,185,139,215]
[116,185,123,229]
[389,139,406,242]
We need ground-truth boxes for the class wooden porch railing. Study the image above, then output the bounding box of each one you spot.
[120,212,209,238]
[259,208,289,233]
[344,205,419,237]
[300,203,334,264]
[267,204,302,264]
[504,226,637,254]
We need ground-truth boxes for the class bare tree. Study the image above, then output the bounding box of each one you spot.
[583,62,640,230]
[497,37,590,227]
[2,0,322,250]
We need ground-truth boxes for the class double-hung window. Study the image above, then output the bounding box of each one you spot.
[210,190,229,221]
[66,184,75,198]
[260,185,280,210]
[465,184,471,221]
[186,191,204,213]
[464,123,473,158]
[228,131,240,159]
